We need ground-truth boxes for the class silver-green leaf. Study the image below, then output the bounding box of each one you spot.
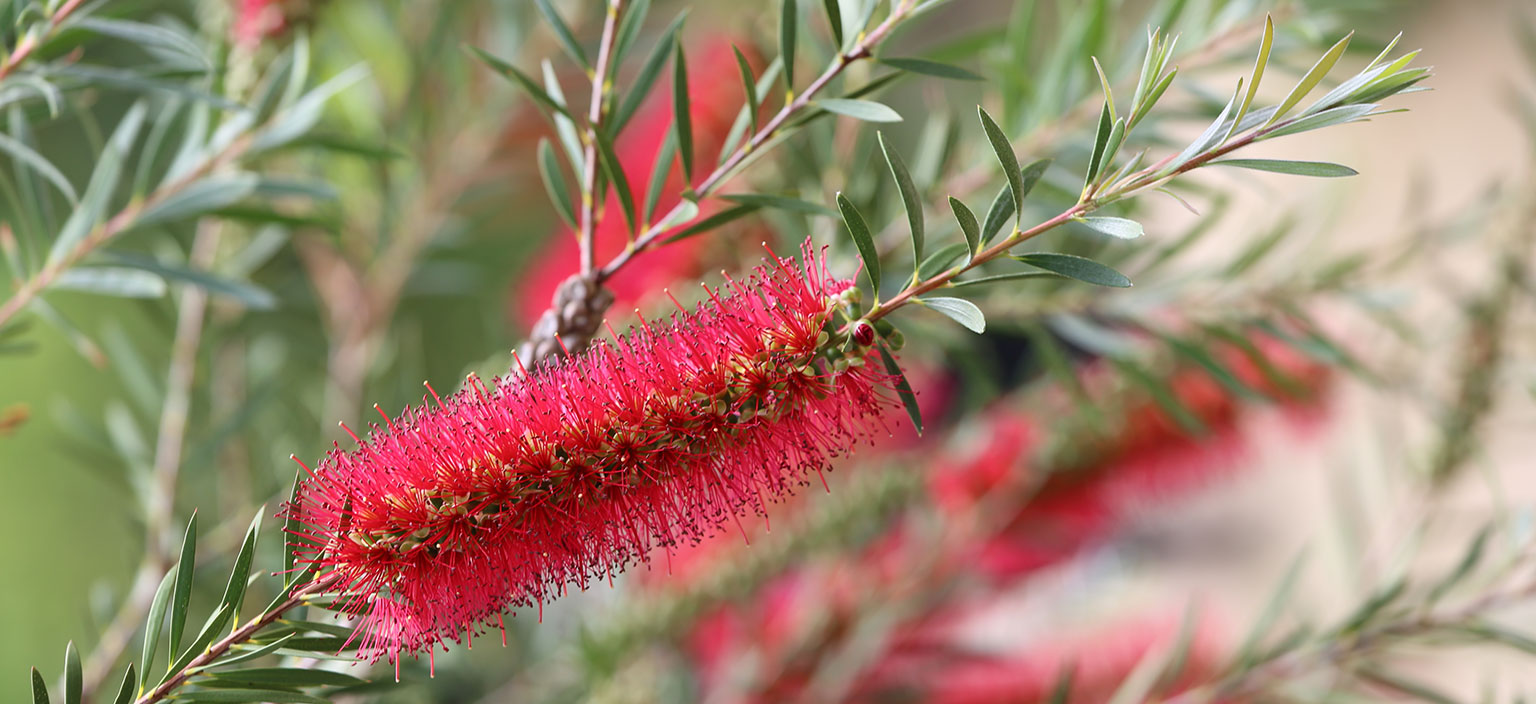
[921,296,985,333]
[817,98,902,123]
[1078,216,1144,239]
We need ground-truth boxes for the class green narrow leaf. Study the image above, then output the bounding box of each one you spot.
[948,197,979,257]
[468,46,573,120]
[920,296,985,333]
[657,199,700,229]
[1129,66,1177,130]
[1104,642,1172,704]
[663,203,760,243]
[917,242,969,280]
[978,106,1023,230]
[1110,357,1207,433]
[218,511,263,631]
[610,0,651,67]
[593,129,638,234]
[1091,56,1116,119]
[951,271,1060,288]
[718,58,782,164]
[72,18,207,68]
[169,512,198,658]
[172,689,330,703]
[534,0,591,71]
[48,102,146,265]
[1237,551,1307,667]
[112,665,135,704]
[673,42,694,182]
[733,46,759,135]
[1129,28,1162,116]
[1026,323,1100,425]
[1462,624,1536,657]
[1340,576,1407,634]
[837,193,879,292]
[1429,526,1491,602]
[1013,253,1130,287]
[781,0,797,95]
[1077,216,1143,239]
[1167,78,1242,172]
[537,139,578,229]
[1161,333,1262,400]
[250,65,365,153]
[720,193,837,217]
[1229,15,1273,140]
[540,60,584,174]
[1357,667,1460,704]
[877,57,981,81]
[823,0,844,48]
[877,342,921,433]
[817,98,901,122]
[878,132,923,265]
[136,174,259,228]
[140,568,177,688]
[0,133,78,205]
[64,642,80,704]
[1155,604,1201,692]
[1098,118,1126,180]
[54,267,168,299]
[978,184,1013,246]
[1224,218,1292,276]
[210,634,295,668]
[1211,158,1357,177]
[164,604,234,680]
[205,667,367,688]
[846,0,879,45]
[612,12,684,134]
[1046,664,1074,704]
[283,469,303,583]
[1265,31,1354,127]
[1084,103,1113,189]
[1259,103,1375,140]
[31,668,48,704]
[104,253,276,309]
[643,130,678,225]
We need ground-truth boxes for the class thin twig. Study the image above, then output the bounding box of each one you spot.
[1164,574,1536,703]
[860,107,1294,326]
[133,577,339,704]
[0,0,88,83]
[578,0,624,277]
[0,134,252,330]
[79,221,223,700]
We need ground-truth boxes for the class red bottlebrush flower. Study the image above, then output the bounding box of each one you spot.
[285,240,897,664]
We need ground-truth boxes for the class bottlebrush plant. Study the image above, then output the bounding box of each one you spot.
[5,1,1535,704]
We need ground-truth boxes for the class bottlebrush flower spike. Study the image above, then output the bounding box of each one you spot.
[284,239,898,665]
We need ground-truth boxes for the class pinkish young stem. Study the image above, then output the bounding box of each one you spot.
[577,0,625,277]
[134,577,339,704]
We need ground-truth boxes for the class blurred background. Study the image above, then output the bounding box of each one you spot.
[2,0,1534,701]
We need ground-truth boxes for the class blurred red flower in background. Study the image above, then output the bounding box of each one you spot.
[667,331,1330,702]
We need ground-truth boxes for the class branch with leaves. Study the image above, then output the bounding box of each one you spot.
[23,3,1536,704]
